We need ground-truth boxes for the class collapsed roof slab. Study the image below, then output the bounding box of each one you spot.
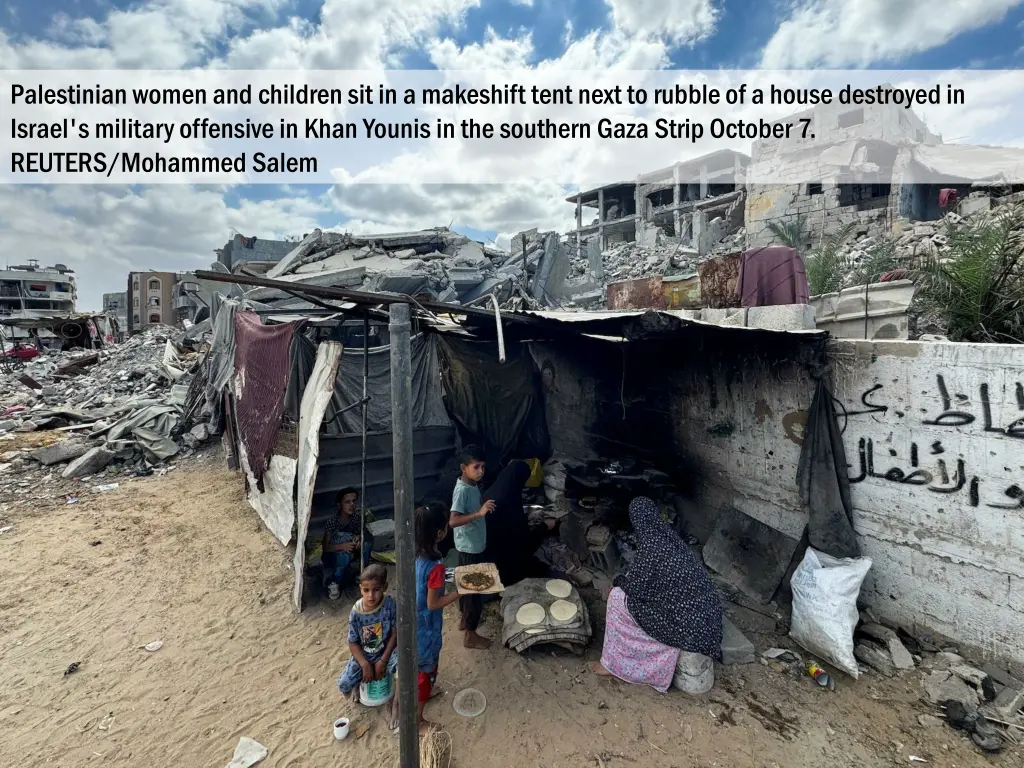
[244,266,367,302]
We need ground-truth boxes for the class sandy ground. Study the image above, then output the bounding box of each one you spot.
[0,460,1018,768]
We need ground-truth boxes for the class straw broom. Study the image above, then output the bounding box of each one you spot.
[393,728,452,768]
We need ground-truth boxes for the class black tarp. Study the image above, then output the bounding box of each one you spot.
[436,336,551,469]
[285,332,451,435]
[796,378,861,559]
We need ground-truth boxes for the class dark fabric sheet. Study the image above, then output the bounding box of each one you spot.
[618,497,723,658]
[737,246,809,307]
[796,379,861,559]
[233,312,305,489]
[483,461,548,587]
[285,332,450,435]
[436,337,551,468]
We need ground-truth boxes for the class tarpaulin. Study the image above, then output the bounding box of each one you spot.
[436,336,550,468]
[233,312,305,488]
[286,332,450,436]
[796,379,861,559]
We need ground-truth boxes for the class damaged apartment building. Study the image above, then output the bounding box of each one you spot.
[565,151,750,283]
[745,96,1024,248]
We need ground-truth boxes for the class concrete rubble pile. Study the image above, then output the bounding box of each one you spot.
[243,226,556,309]
[840,194,1024,283]
[0,326,213,494]
[567,222,747,287]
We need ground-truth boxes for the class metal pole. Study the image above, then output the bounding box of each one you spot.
[359,314,369,570]
[390,302,419,768]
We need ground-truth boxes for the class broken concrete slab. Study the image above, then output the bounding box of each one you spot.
[243,266,367,302]
[924,670,979,708]
[857,623,915,670]
[392,248,419,260]
[982,686,1024,721]
[702,506,801,605]
[855,642,897,677]
[951,664,991,690]
[31,439,92,466]
[721,615,756,664]
[266,229,322,279]
[746,304,817,331]
[982,664,1023,690]
[62,446,115,478]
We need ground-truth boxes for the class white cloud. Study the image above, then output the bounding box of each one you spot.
[761,0,1024,68]
[0,185,331,309]
[427,27,534,69]
[604,0,718,46]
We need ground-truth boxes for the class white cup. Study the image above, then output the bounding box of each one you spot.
[333,717,350,741]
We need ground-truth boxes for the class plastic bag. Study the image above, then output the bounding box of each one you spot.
[789,547,872,678]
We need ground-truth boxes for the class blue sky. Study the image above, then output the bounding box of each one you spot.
[1,0,1023,308]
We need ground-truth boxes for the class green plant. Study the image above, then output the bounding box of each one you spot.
[805,222,857,296]
[767,214,808,253]
[915,205,1024,343]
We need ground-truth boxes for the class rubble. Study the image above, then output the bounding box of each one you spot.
[238,226,564,311]
[1,326,214,499]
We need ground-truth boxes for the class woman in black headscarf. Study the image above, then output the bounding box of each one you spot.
[591,496,722,692]
[482,460,548,587]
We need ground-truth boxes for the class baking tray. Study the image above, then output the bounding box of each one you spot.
[453,562,505,596]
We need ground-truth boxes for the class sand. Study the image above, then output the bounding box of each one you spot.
[0,460,1014,767]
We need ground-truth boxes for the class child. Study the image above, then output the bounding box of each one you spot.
[322,487,373,600]
[337,564,398,703]
[449,445,495,649]
[401,501,460,733]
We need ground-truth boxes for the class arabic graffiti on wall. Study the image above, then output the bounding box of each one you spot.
[845,374,1024,510]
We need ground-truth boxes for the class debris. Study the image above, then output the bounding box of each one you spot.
[64,662,81,676]
[918,714,944,729]
[857,623,915,670]
[854,642,897,678]
[983,686,1024,722]
[226,737,268,768]
[721,616,756,665]
[91,483,119,493]
[143,640,164,652]
[924,670,979,708]
[909,756,927,763]
[0,525,12,534]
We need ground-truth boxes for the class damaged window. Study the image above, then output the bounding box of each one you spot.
[807,182,823,196]
[148,279,161,291]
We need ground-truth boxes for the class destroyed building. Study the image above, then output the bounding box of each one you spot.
[214,233,296,274]
[0,260,77,342]
[744,97,948,247]
[226,227,557,311]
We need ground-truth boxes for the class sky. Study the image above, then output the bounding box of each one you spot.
[1,0,1024,309]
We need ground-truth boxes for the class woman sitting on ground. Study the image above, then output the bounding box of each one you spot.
[483,460,551,588]
[591,496,722,692]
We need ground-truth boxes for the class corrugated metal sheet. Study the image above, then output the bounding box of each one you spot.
[309,426,456,538]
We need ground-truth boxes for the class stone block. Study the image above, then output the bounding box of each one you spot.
[62,446,115,479]
[31,440,92,466]
[721,615,756,665]
[924,670,979,707]
[960,194,992,216]
[855,642,897,677]
[983,686,1024,721]
[746,304,816,331]
[858,623,916,670]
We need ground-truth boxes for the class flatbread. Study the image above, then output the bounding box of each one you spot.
[516,603,546,627]
[549,599,578,624]
[545,579,572,599]
[458,572,495,592]
[525,628,545,635]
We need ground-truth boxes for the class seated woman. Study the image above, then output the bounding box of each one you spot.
[591,496,722,693]
[482,460,550,588]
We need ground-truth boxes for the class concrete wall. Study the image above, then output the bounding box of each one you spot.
[830,340,1024,671]
[530,331,823,545]
[532,331,1024,671]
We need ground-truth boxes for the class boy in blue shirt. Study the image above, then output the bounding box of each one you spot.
[448,445,495,649]
[337,564,398,702]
